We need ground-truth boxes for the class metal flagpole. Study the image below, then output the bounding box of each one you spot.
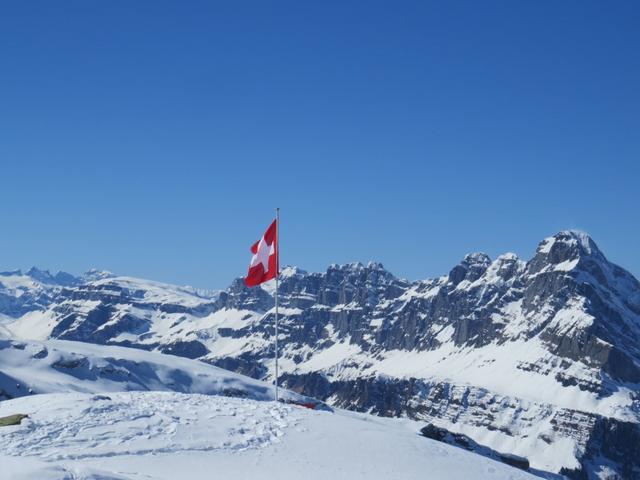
[274,207,280,402]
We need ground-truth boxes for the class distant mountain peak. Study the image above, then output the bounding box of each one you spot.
[538,230,599,255]
[326,261,389,273]
[25,267,79,286]
[280,265,306,278]
[448,252,491,285]
[462,252,492,266]
[26,266,52,279]
[0,269,22,276]
[530,230,606,275]
[366,261,386,270]
[496,252,519,262]
[328,262,365,271]
[83,269,115,282]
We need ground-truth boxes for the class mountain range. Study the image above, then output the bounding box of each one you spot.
[1,230,639,479]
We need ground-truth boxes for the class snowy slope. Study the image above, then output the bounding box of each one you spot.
[0,338,313,405]
[0,391,538,480]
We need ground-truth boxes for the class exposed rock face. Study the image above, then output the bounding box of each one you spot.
[1,231,639,479]
[420,423,531,471]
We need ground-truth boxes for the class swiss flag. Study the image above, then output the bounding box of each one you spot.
[244,219,278,287]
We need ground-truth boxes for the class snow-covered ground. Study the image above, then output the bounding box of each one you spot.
[0,391,537,480]
[0,339,538,479]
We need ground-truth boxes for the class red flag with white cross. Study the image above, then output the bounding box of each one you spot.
[244,219,278,287]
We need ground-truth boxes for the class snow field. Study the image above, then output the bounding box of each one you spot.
[0,391,537,480]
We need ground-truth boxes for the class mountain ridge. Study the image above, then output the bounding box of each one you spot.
[1,230,639,478]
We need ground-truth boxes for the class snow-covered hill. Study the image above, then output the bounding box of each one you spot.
[2,230,639,478]
[0,338,317,407]
[0,391,537,480]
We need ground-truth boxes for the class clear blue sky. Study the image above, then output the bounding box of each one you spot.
[1,1,638,289]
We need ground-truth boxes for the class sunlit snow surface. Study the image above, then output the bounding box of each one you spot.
[0,392,536,480]
[0,338,302,403]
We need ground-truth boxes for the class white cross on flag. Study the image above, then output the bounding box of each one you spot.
[244,219,278,287]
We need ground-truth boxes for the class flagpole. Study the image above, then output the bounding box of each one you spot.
[274,207,280,403]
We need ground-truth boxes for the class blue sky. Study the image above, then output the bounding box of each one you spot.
[1,1,638,288]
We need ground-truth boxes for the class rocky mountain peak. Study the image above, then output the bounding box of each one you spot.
[539,230,601,259]
[83,269,115,282]
[324,261,398,285]
[485,253,524,281]
[26,267,53,282]
[366,261,386,270]
[527,230,607,276]
[464,252,492,264]
[26,267,79,286]
[328,262,365,272]
[448,252,491,285]
[279,266,306,278]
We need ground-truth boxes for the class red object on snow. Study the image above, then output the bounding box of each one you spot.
[244,219,278,287]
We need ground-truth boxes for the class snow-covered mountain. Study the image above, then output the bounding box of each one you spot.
[0,338,319,406]
[1,230,639,478]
